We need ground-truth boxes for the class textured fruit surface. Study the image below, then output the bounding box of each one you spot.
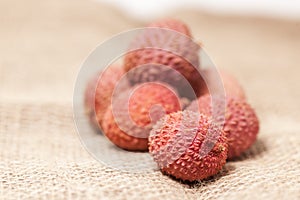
[102,83,182,151]
[84,64,128,129]
[149,110,228,181]
[124,19,200,99]
[187,94,259,159]
[196,68,246,99]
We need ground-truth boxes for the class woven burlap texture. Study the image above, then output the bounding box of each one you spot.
[1,0,300,199]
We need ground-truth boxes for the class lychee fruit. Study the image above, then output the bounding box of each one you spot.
[196,68,246,100]
[84,64,128,130]
[186,94,259,159]
[124,19,201,99]
[149,110,228,181]
[148,18,191,37]
[102,82,182,151]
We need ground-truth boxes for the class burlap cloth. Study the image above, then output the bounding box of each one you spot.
[1,0,300,199]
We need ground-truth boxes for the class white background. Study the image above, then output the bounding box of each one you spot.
[98,0,300,20]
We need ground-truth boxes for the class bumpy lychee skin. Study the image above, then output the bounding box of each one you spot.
[149,110,228,181]
[84,64,128,129]
[187,94,259,159]
[102,83,182,151]
[197,68,246,99]
[124,19,201,99]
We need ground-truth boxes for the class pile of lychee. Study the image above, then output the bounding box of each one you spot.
[85,19,259,182]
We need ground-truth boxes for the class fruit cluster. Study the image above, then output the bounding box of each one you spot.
[84,19,259,182]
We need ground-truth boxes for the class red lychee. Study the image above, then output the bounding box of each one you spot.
[148,18,191,37]
[84,64,128,130]
[102,83,182,151]
[187,94,259,159]
[149,110,228,181]
[124,19,201,99]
